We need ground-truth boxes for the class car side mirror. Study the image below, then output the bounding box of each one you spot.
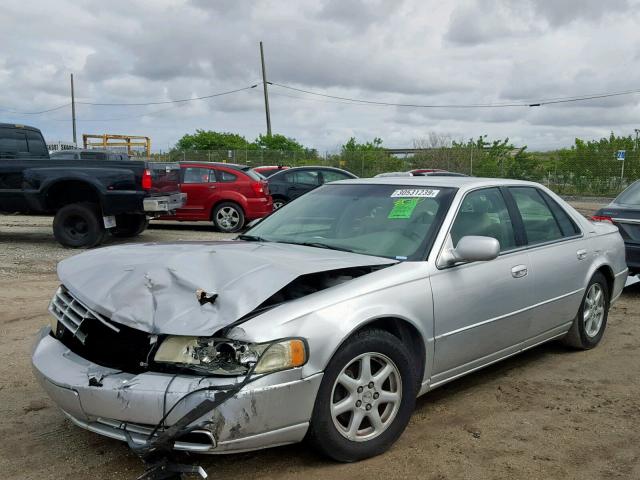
[440,235,500,266]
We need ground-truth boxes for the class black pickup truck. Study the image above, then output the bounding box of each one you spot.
[0,123,185,247]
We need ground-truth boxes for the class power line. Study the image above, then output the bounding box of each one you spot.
[268,82,640,108]
[77,84,259,106]
[0,103,71,114]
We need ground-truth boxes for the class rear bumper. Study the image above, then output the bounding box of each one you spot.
[143,193,187,213]
[32,328,322,454]
[625,242,640,274]
[244,197,273,220]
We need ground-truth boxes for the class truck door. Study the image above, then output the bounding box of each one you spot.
[0,128,31,211]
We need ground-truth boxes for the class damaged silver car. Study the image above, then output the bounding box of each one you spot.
[32,177,628,463]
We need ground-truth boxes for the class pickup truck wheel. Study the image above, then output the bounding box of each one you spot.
[111,214,149,238]
[213,202,245,232]
[53,202,106,248]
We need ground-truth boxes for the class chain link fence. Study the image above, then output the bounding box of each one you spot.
[152,147,639,197]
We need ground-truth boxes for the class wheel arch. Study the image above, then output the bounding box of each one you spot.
[334,316,427,390]
[209,197,246,220]
[43,179,103,212]
[594,264,615,301]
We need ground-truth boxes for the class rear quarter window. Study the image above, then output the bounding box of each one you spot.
[217,170,238,182]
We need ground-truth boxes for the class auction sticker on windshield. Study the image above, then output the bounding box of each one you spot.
[391,189,439,198]
[388,198,422,219]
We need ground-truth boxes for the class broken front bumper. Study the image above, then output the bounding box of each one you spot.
[31,328,323,454]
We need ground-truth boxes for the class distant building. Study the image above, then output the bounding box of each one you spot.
[47,141,76,153]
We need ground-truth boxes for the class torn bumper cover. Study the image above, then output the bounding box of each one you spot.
[32,328,323,454]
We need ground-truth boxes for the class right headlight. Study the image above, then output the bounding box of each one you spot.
[153,336,307,376]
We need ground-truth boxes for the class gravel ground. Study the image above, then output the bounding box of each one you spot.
[1,200,639,480]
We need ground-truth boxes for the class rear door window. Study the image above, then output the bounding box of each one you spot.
[509,187,564,245]
[539,192,580,236]
[285,170,320,185]
[183,167,212,184]
[321,170,352,183]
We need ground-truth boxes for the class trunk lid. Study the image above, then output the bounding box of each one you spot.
[598,203,640,243]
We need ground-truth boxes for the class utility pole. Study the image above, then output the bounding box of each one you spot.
[70,73,77,146]
[259,41,272,137]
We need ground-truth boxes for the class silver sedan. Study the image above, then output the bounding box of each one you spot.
[32,177,627,463]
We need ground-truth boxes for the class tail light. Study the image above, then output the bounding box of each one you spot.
[142,168,153,190]
[251,181,265,196]
[591,215,613,224]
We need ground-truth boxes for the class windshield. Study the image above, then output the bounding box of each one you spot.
[614,180,640,206]
[244,183,455,260]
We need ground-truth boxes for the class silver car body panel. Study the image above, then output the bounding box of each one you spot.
[57,241,395,336]
[33,177,628,453]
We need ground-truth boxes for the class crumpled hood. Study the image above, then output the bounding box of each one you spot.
[58,241,395,336]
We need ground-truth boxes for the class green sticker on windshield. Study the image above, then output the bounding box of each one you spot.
[388,198,421,219]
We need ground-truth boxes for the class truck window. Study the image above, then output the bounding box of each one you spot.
[25,131,48,156]
[0,131,28,156]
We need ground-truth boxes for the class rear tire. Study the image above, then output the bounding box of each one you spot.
[212,202,245,233]
[307,329,417,462]
[53,202,106,248]
[272,197,287,210]
[562,272,609,349]
[110,214,149,238]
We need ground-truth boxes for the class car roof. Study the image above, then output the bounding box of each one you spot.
[179,161,250,170]
[336,176,543,191]
[0,123,41,131]
[269,165,354,177]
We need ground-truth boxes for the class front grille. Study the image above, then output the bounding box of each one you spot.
[49,286,118,343]
[50,285,158,373]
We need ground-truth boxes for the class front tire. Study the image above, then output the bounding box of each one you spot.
[562,272,609,349]
[110,214,149,238]
[212,202,245,233]
[307,329,417,462]
[53,202,106,248]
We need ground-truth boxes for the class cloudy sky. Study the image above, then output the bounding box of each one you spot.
[1,0,639,152]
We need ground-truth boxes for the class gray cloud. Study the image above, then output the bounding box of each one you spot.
[529,0,631,27]
[1,0,639,152]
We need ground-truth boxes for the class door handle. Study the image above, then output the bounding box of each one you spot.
[576,249,587,260]
[511,265,528,278]
[208,185,217,189]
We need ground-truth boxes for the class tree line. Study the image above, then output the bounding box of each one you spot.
[173,129,639,195]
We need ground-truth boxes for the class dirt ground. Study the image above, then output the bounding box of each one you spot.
[1,200,639,480]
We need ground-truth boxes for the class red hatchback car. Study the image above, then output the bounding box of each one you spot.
[160,162,273,232]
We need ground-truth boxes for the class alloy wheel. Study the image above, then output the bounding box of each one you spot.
[330,352,402,442]
[584,283,605,337]
[216,206,240,230]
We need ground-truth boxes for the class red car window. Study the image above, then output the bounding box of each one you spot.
[183,167,213,183]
